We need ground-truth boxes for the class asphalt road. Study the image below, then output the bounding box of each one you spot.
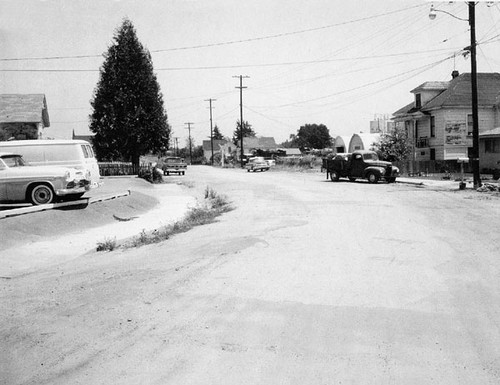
[2,166,500,384]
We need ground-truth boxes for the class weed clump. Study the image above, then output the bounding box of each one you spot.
[96,187,233,251]
[96,237,117,252]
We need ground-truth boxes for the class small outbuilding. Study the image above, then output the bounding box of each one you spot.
[348,133,380,153]
[333,136,351,153]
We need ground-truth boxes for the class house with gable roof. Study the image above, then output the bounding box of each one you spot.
[0,94,50,141]
[392,71,500,170]
[202,138,232,163]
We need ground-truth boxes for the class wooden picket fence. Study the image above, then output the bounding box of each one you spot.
[98,162,152,176]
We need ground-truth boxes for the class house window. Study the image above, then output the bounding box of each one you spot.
[430,116,435,138]
[485,139,500,153]
[467,114,473,135]
[404,120,411,136]
[415,120,419,139]
[415,93,421,108]
[430,148,436,160]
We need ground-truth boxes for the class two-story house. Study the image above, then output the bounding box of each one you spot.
[392,71,500,170]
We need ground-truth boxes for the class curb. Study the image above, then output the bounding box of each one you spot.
[0,191,130,220]
[396,180,425,186]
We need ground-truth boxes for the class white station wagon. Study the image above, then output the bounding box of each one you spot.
[0,152,90,205]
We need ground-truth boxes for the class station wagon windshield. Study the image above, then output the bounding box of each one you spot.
[2,155,27,167]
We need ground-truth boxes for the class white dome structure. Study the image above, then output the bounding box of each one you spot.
[348,133,381,152]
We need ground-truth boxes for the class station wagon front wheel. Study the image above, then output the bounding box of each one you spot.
[29,184,55,205]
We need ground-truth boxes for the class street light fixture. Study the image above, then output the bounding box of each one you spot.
[429,2,481,188]
[429,4,468,22]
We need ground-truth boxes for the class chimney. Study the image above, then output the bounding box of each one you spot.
[452,70,459,79]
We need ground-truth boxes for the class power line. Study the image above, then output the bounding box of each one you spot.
[266,54,457,108]
[0,4,425,62]
[0,47,463,73]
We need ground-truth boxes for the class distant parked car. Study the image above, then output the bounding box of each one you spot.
[0,152,90,205]
[158,156,187,176]
[246,157,270,172]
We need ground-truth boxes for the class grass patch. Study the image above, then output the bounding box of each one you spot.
[97,187,233,251]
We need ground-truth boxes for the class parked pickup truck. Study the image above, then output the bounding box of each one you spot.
[323,150,399,183]
[158,156,187,176]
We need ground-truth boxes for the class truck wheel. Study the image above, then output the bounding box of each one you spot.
[330,170,340,182]
[367,172,379,184]
[182,171,185,176]
[29,184,55,205]
[348,177,356,182]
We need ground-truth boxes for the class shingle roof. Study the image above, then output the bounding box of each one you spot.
[243,136,277,150]
[411,81,449,93]
[423,73,500,109]
[393,101,414,116]
[0,94,50,126]
[202,139,227,151]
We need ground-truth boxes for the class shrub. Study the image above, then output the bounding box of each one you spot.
[138,167,163,183]
[96,237,117,252]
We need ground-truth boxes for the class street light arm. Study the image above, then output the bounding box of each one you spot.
[429,5,469,22]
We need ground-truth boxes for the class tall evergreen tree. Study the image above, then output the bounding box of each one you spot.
[89,19,170,166]
[212,124,224,140]
[232,120,256,146]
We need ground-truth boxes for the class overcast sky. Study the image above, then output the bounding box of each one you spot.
[2,0,500,147]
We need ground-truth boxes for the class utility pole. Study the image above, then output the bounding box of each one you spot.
[205,98,216,165]
[184,122,194,165]
[429,2,481,188]
[233,75,249,168]
[468,2,481,188]
[174,137,179,157]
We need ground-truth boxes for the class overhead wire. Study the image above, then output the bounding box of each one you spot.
[0,3,427,63]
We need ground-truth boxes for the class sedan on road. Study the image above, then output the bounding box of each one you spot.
[246,157,270,172]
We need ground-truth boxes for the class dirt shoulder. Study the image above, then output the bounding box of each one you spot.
[0,176,197,277]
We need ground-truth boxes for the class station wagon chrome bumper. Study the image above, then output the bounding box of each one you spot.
[55,179,90,196]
